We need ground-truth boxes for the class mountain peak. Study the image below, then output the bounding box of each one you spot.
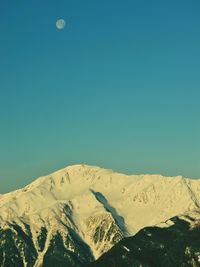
[0,164,200,266]
[1,164,199,228]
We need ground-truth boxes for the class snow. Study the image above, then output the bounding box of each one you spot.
[198,255,200,263]
[33,229,54,267]
[122,246,130,252]
[0,164,200,259]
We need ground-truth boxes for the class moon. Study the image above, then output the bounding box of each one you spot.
[56,19,66,30]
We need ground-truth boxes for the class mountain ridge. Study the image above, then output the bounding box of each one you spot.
[2,163,196,195]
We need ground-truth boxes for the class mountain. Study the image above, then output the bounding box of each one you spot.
[0,164,200,266]
[87,212,200,267]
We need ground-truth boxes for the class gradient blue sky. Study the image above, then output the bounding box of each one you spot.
[0,0,200,192]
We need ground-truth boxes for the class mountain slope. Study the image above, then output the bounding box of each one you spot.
[0,164,200,266]
[87,212,200,267]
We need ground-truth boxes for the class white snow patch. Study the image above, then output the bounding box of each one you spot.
[122,245,130,252]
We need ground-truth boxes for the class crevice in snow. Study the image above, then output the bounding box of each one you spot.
[90,189,129,236]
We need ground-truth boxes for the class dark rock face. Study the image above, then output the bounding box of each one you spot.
[0,223,37,267]
[1,216,200,267]
[0,223,94,267]
[42,233,90,267]
[87,217,200,267]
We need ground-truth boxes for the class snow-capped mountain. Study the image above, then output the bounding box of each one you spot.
[0,164,200,267]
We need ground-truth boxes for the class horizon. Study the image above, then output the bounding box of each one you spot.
[0,0,200,193]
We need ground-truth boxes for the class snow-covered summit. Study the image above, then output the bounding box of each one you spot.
[1,164,200,229]
[0,164,200,266]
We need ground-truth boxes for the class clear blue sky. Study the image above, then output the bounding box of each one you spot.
[0,0,200,192]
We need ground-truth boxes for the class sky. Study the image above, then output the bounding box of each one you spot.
[0,0,200,193]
